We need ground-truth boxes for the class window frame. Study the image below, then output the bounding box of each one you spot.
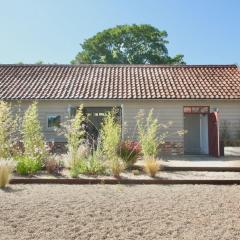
[47,114,61,129]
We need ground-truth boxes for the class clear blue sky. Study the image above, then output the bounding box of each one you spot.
[0,0,239,64]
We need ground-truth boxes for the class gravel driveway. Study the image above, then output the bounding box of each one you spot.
[1,184,240,240]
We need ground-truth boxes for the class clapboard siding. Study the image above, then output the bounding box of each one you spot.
[123,101,183,142]
[10,99,240,143]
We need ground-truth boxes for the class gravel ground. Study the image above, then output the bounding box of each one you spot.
[1,185,240,240]
[157,171,240,179]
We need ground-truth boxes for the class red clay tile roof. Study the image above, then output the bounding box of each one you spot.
[0,64,239,100]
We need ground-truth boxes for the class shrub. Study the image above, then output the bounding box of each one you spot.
[69,150,106,177]
[67,144,89,177]
[16,156,42,175]
[0,101,17,158]
[118,141,141,168]
[100,110,121,158]
[69,159,88,178]
[143,157,160,177]
[100,109,124,177]
[45,155,63,174]
[110,158,125,177]
[84,153,106,175]
[64,105,86,165]
[22,102,47,162]
[67,144,89,171]
[0,159,16,188]
[137,109,159,158]
[70,165,80,178]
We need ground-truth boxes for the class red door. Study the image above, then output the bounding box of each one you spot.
[208,112,220,157]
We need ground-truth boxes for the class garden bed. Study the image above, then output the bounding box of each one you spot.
[10,169,240,185]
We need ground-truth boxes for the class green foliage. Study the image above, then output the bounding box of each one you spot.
[100,110,121,159]
[69,151,106,177]
[64,105,85,164]
[66,108,124,177]
[22,102,47,162]
[16,156,42,175]
[71,24,185,64]
[0,101,16,158]
[35,60,44,64]
[69,156,82,177]
[85,153,106,175]
[100,110,124,177]
[137,110,159,158]
[70,164,80,178]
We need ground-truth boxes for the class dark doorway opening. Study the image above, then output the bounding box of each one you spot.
[69,106,122,147]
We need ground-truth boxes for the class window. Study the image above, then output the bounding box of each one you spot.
[48,115,61,128]
[83,107,121,122]
[69,107,77,118]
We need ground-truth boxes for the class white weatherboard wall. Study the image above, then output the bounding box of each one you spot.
[10,99,240,144]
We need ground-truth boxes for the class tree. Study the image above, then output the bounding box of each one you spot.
[15,61,44,64]
[35,60,44,64]
[71,24,185,64]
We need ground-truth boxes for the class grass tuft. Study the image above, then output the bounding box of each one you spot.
[0,159,16,188]
[144,158,160,177]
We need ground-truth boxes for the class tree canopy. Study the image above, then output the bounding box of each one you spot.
[71,24,185,64]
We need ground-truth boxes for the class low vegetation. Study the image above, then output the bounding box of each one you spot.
[0,101,17,159]
[0,101,183,180]
[22,102,48,163]
[16,155,42,175]
[100,110,124,177]
[0,159,16,188]
[137,110,159,158]
[70,151,106,177]
[45,155,63,174]
[143,158,160,177]
[64,105,86,165]
[118,140,141,168]
[137,110,161,177]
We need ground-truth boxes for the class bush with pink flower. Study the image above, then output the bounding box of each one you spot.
[118,140,141,168]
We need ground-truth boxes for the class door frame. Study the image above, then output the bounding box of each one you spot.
[183,106,210,155]
[208,111,220,157]
[200,114,209,154]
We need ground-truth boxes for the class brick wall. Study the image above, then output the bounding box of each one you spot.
[158,142,184,156]
[49,141,184,156]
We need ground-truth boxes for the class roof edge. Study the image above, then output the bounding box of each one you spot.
[0,64,238,68]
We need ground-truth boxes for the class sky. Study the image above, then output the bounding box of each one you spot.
[0,0,239,65]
